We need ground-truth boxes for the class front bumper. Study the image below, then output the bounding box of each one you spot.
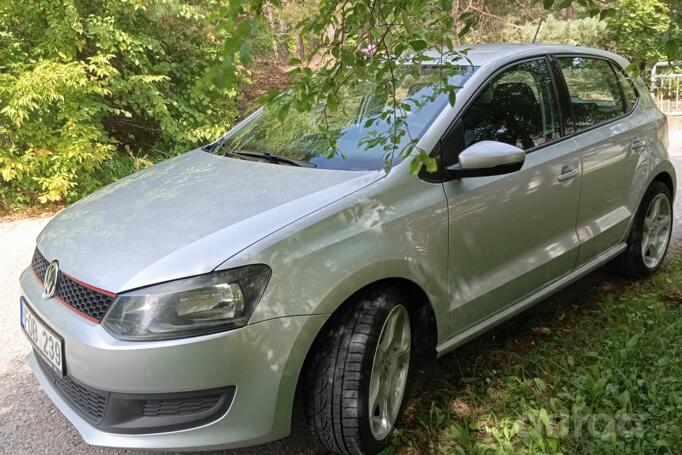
[20,268,327,450]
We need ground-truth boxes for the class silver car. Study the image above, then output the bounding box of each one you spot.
[19,45,675,454]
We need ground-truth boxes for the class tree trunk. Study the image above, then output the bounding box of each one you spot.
[296,34,304,59]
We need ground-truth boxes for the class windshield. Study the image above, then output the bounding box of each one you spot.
[216,65,477,170]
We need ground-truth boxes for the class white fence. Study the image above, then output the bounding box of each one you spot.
[651,61,682,116]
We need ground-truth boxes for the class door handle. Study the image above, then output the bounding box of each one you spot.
[558,165,580,182]
[631,139,646,151]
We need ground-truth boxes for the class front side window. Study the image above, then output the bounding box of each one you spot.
[460,58,561,151]
[558,57,626,130]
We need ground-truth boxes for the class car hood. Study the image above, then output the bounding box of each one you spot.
[37,150,382,293]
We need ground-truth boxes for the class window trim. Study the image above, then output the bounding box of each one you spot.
[610,61,629,113]
[548,55,576,136]
[609,60,640,112]
[547,55,572,137]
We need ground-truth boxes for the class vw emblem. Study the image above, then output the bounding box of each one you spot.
[43,261,60,299]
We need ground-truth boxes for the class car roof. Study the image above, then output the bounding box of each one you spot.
[431,44,630,69]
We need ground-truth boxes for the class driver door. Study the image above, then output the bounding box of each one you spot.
[441,57,582,333]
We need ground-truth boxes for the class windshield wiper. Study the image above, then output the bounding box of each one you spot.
[204,138,316,168]
[230,150,317,168]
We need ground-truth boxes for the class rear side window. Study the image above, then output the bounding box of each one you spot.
[460,58,561,151]
[558,57,625,130]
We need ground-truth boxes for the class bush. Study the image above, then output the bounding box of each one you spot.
[0,0,240,212]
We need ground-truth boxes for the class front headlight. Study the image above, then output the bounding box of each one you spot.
[103,265,271,341]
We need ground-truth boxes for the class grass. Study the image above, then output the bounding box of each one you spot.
[392,248,682,454]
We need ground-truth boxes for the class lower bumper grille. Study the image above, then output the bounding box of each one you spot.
[36,355,109,423]
[35,354,235,433]
[143,395,223,417]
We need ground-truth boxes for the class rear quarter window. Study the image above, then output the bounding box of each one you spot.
[611,63,639,112]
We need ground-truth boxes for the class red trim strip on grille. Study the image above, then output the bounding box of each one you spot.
[30,264,42,284]
[55,295,101,324]
[61,271,117,298]
[30,266,107,324]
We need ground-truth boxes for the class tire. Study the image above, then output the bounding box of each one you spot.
[304,287,413,455]
[613,180,673,278]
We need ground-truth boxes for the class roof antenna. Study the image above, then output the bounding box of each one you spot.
[532,15,545,44]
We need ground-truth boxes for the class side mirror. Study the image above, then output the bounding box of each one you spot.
[445,140,525,178]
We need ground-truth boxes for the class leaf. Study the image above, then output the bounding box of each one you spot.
[458,20,472,38]
[340,48,355,66]
[448,90,457,107]
[410,155,423,174]
[543,0,554,10]
[539,408,551,430]
[239,42,251,65]
[664,39,679,62]
[625,334,640,350]
[599,8,616,21]
[409,40,428,52]
[450,423,467,442]
[623,63,640,79]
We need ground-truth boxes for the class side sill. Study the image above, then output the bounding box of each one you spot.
[436,242,627,357]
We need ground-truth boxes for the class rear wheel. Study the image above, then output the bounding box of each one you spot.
[304,288,413,455]
[614,181,673,278]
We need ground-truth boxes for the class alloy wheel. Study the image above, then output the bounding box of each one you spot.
[368,304,411,440]
[642,193,672,269]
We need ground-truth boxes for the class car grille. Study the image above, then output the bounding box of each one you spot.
[34,353,236,433]
[142,395,223,417]
[36,355,109,424]
[31,248,115,322]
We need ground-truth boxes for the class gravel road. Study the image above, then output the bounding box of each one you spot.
[2,137,682,455]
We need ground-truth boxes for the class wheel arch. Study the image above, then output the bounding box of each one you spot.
[302,275,438,372]
[622,163,677,241]
[652,170,676,200]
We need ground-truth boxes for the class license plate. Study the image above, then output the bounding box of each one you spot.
[21,298,65,376]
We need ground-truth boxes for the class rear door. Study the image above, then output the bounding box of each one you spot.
[440,57,582,333]
[554,55,649,265]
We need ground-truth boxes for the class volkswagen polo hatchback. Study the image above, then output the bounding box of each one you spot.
[20,45,675,454]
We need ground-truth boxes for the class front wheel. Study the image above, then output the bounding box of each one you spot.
[304,288,413,455]
[614,180,673,278]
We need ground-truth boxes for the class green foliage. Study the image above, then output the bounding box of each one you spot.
[215,0,474,174]
[605,0,671,67]
[468,14,608,47]
[391,252,682,454]
[3,0,682,212]
[0,0,240,211]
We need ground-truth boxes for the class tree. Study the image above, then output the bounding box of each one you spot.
[213,0,680,173]
[605,0,671,71]
[0,0,239,209]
